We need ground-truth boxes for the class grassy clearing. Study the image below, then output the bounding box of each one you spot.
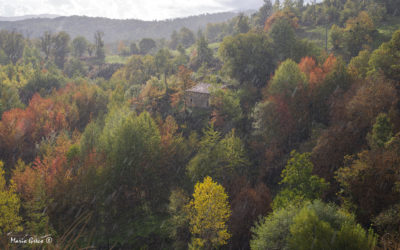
[376,16,400,44]
[377,16,400,36]
[105,55,130,64]
[299,16,400,52]
[209,42,221,50]
[182,42,221,55]
[298,25,328,50]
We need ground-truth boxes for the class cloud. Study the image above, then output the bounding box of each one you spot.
[0,0,264,20]
[219,0,264,10]
[2,5,16,16]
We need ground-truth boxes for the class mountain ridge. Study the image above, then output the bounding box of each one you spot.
[0,14,60,21]
[0,12,251,43]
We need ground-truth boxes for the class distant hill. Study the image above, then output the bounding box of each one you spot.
[0,12,242,43]
[0,14,59,22]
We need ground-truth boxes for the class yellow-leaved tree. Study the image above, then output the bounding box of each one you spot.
[187,176,231,249]
[0,161,23,247]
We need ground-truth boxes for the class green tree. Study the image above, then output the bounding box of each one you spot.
[112,54,156,85]
[0,83,24,116]
[187,126,249,184]
[52,31,70,69]
[0,49,7,65]
[100,109,161,192]
[366,2,386,23]
[1,31,25,64]
[252,97,294,147]
[251,201,377,250]
[64,58,88,78]
[170,28,195,49]
[139,38,156,54]
[187,125,220,182]
[79,120,102,156]
[219,32,275,88]
[369,30,400,81]
[255,0,273,28]
[329,10,376,59]
[268,59,307,98]
[209,88,243,129]
[343,11,376,58]
[40,31,52,61]
[87,43,95,57]
[367,113,393,149]
[97,108,168,245]
[72,36,88,58]
[283,0,296,10]
[329,24,344,54]
[340,0,362,24]
[274,0,281,11]
[289,201,377,250]
[273,151,328,209]
[21,67,65,103]
[129,42,139,55]
[348,50,371,80]
[289,206,335,249]
[179,27,196,48]
[194,32,213,68]
[173,44,189,67]
[323,0,342,24]
[22,46,41,67]
[0,161,23,246]
[269,17,296,61]
[170,30,180,49]
[155,48,172,90]
[23,177,54,236]
[187,176,231,249]
[251,205,297,250]
[168,188,191,250]
[94,31,105,62]
[234,13,250,34]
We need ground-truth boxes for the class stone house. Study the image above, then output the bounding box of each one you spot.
[185,83,217,108]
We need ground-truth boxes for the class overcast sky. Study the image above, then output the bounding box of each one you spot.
[0,0,264,20]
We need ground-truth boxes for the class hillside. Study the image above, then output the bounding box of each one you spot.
[0,14,59,22]
[2,0,400,249]
[0,12,240,43]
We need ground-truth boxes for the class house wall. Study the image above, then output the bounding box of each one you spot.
[185,92,210,108]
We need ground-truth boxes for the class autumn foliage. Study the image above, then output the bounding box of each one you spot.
[264,10,299,32]
[1,9,400,249]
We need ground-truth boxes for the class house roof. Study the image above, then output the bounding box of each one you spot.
[186,82,212,94]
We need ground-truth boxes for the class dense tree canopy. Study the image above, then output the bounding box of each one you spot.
[0,3,400,249]
[251,201,377,250]
[219,32,275,88]
[0,161,23,246]
[0,31,25,65]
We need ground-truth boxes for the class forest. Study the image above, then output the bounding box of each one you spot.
[0,12,241,43]
[0,0,400,249]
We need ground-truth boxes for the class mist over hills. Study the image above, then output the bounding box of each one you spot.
[0,12,248,43]
[0,14,60,21]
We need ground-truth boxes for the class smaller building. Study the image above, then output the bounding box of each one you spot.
[185,83,213,108]
[185,82,229,109]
